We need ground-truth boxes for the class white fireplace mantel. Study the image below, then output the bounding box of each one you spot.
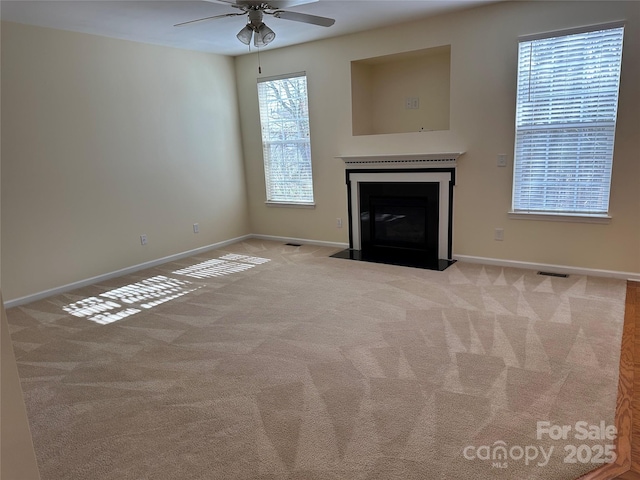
[340,153,461,261]
[336,152,464,169]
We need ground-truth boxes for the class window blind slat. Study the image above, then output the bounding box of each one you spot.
[512,26,624,215]
[257,75,314,204]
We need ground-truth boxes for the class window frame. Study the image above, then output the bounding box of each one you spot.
[509,21,625,223]
[257,71,315,208]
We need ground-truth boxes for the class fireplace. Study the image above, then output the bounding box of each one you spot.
[332,153,462,271]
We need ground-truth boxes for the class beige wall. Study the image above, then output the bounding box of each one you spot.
[1,22,250,301]
[235,0,640,274]
[350,62,374,136]
[1,19,2,290]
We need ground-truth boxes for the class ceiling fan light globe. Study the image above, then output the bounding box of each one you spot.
[236,25,253,45]
[254,23,276,47]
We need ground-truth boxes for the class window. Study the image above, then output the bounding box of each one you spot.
[512,24,624,217]
[257,72,314,205]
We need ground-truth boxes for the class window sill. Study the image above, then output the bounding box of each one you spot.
[508,211,612,224]
[265,201,316,209]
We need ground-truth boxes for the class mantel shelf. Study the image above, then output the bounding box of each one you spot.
[336,153,464,166]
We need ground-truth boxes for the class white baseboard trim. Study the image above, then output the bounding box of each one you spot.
[3,234,253,309]
[250,234,349,249]
[3,234,348,309]
[9,238,636,309]
[453,254,640,282]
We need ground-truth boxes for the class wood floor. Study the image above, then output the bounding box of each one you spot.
[579,281,640,480]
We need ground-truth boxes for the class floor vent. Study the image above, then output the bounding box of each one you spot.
[285,243,302,247]
[537,271,569,278]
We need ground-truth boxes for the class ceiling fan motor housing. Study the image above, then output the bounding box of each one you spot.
[248,9,264,28]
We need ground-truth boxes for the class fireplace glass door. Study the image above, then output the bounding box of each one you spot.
[359,182,439,262]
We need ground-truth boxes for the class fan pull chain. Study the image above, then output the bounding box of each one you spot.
[247,43,261,74]
[247,39,262,74]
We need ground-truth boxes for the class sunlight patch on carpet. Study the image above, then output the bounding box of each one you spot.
[62,276,201,324]
[62,297,140,325]
[219,253,271,265]
[173,259,255,279]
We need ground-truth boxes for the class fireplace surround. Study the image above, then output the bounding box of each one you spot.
[332,153,463,271]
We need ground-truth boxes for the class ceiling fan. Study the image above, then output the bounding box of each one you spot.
[174,0,335,48]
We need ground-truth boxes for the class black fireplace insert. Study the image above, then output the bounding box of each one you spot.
[360,182,439,260]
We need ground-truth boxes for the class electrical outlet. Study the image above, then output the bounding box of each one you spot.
[140,234,148,245]
[193,223,199,234]
[497,154,507,167]
[405,97,419,109]
[494,228,504,241]
[336,218,343,228]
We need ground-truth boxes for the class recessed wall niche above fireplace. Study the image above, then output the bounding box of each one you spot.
[332,153,463,271]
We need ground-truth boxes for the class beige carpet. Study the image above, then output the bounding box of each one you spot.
[6,240,626,479]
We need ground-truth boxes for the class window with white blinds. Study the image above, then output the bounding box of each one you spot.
[257,73,314,205]
[512,24,624,216]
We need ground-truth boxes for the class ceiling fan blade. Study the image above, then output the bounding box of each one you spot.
[272,10,335,27]
[174,12,244,28]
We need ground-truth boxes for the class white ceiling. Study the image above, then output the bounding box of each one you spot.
[0,0,499,56]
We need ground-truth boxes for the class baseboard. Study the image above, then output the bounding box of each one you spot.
[250,234,349,249]
[8,239,635,309]
[3,234,253,309]
[453,254,640,282]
